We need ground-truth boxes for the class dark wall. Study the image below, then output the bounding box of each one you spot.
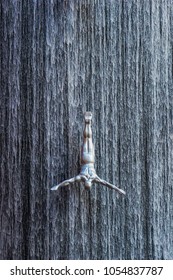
[0,0,173,260]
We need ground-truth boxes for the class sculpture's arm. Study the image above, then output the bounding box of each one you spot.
[94,176,126,195]
[51,174,89,191]
[51,176,78,191]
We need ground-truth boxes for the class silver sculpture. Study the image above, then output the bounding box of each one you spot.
[51,112,126,195]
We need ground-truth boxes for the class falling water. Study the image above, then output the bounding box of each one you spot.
[0,0,173,260]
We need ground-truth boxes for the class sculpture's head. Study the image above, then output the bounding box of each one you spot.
[85,180,92,190]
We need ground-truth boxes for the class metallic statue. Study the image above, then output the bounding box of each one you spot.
[51,112,126,195]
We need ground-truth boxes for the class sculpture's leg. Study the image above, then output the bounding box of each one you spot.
[94,176,126,195]
[81,112,95,165]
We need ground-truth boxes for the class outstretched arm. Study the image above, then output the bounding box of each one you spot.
[51,174,89,191]
[94,176,126,195]
[51,176,78,191]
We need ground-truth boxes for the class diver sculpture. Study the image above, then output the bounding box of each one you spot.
[51,112,125,195]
